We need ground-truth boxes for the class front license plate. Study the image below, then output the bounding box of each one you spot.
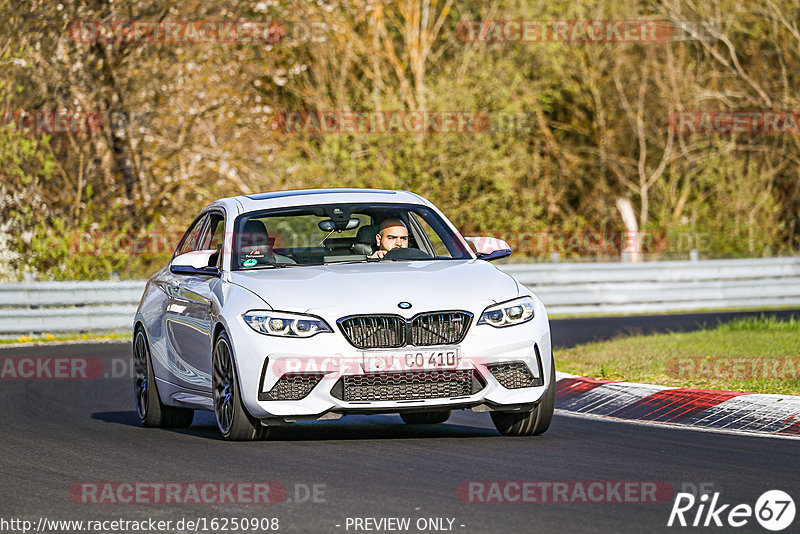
[362,347,461,372]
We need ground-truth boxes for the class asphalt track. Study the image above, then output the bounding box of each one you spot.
[2,310,799,534]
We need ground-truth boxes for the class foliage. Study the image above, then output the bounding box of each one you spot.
[0,0,799,279]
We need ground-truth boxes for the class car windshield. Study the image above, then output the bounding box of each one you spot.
[232,203,471,270]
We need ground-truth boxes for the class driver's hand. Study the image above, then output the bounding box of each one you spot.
[369,250,387,259]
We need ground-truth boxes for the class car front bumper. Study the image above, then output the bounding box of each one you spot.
[225,299,553,422]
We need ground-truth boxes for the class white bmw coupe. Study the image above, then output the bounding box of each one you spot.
[133,189,554,440]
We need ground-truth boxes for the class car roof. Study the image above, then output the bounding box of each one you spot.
[219,188,432,215]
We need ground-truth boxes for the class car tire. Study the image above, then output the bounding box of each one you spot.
[400,410,451,425]
[213,331,269,441]
[133,329,194,428]
[490,352,556,436]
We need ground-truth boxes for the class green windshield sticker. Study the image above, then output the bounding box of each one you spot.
[243,258,257,267]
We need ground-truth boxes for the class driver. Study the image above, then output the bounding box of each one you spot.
[369,218,409,259]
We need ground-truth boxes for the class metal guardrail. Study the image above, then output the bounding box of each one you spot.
[502,257,800,315]
[0,281,144,335]
[0,258,798,335]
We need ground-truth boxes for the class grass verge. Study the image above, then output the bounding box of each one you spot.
[0,331,129,345]
[556,316,800,395]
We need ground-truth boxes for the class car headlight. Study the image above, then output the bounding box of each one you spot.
[243,310,333,338]
[477,297,535,328]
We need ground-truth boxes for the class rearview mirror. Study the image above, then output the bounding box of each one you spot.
[464,237,512,261]
[318,218,360,232]
[170,250,220,276]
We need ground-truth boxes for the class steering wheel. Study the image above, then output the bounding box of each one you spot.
[382,248,433,260]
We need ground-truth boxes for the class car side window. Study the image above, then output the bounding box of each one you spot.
[175,215,208,256]
[198,213,225,251]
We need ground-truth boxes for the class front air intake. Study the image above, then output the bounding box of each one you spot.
[488,362,542,389]
[260,373,325,401]
[330,369,484,402]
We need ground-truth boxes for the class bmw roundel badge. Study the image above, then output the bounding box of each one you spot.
[398,301,412,309]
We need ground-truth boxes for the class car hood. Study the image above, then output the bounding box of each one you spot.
[227,260,519,317]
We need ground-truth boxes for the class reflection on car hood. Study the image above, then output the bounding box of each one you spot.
[228,260,519,316]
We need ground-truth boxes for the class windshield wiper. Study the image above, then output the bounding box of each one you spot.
[242,263,302,270]
[324,259,373,264]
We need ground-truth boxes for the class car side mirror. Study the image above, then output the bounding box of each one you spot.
[170,250,221,276]
[464,236,512,261]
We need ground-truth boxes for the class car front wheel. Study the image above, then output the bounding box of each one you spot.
[213,331,269,441]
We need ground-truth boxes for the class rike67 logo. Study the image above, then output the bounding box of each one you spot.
[668,490,796,531]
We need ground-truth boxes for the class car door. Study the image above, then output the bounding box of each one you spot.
[162,211,224,393]
[148,212,205,390]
